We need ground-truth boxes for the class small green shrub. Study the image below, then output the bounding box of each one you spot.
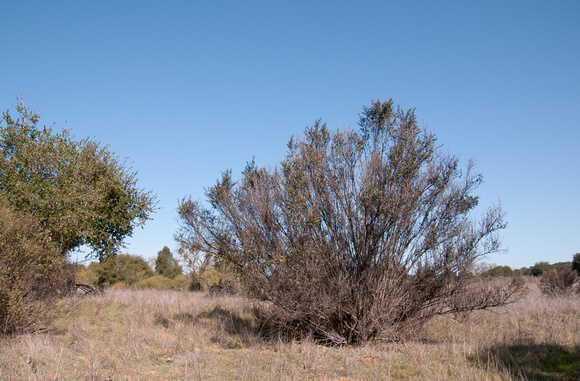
[94,254,154,286]
[136,275,175,290]
[199,269,222,291]
[197,268,240,294]
[539,267,579,296]
[75,265,99,286]
[111,282,129,290]
[171,274,190,290]
[531,262,553,277]
[484,265,514,278]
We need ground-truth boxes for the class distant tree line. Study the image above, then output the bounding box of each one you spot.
[78,248,184,290]
[483,257,578,279]
[74,246,237,293]
[482,255,580,296]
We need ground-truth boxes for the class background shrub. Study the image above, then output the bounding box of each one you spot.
[171,274,190,290]
[484,265,514,278]
[195,268,240,293]
[539,267,579,296]
[189,273,203,291]
[199,269,222,291]
[530,262,554,277]
[136,275,175,290]
[75,264,99,286]
[111,282,129,290]
[92,254,154,287]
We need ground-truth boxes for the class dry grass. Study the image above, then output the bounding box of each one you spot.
[0,281,578,380]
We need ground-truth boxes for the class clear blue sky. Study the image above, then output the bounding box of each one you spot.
[2,1,578,269]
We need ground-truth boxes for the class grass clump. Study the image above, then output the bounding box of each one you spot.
[491,344,580,380]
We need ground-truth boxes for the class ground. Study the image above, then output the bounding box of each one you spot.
[0,279,578,380]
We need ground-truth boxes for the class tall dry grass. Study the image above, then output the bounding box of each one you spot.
[0,281,578,380]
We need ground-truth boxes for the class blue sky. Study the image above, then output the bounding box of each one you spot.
[2,1,578,269]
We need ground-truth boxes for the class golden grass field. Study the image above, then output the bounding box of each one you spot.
[0,279,578,380]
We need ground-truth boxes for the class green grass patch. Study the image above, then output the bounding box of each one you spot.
[477,344,580,380]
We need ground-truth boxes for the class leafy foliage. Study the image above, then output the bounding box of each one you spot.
[530,262,554,277]
[154,246,182,279]
[0,99,156,260]
[92,254,154,287]
[572,253,580,276]
[74,264,99,286]
[195,268,239,293]
[0,195,68,335]
[177,99,522,344]
[135,274,191,290]
[136,275,176,290]
[172,274,191,290]
[484,265,514,278]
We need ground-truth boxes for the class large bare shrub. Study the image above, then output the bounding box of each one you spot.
[177,99,522,345]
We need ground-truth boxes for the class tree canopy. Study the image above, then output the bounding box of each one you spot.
[0,100,156,260]
[155,246,183,279]
[572,253,580,275]
[177,99,521,344]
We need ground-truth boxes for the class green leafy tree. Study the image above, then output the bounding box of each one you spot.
[177,99,522,345]
[92,253,154,287]
[553,261,572,269]
[154,246,182,279]
[484,265,514,278]
[530,262,553,277]
[572,253,580,275]
[0,99,156,260]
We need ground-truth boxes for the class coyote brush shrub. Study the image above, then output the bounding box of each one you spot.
[136,275,175,290]
[75,265,99,286]
[0,196,66,335]
[93,253,154,286]
[177,99,522,345]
